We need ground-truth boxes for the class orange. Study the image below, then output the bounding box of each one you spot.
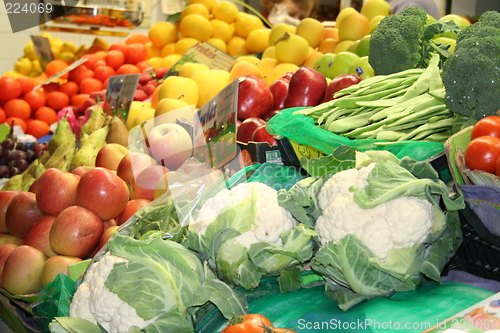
[80,54,100,71]
[26,119,50,139]
[318,38,340,53]
[0,77,22,101]
[45,59,69,79]
[94,50,108,60]
[94,66,116,83]
[68,64,88,81]
[125,34,150,45]
[109,42,128,53]
[0,108,5,124]
[74,69,95,85]
[16,77,34,95]
[124,43,148,65]
[23,90,46,112]
[116,64,141,75]
[5,117,27,133]
[135,61,151,72]
[94,59,107,69]
[46,91,70,110]
[105,50,126,70]
[35,106,57,125]
[79,78,103,94]
[42,82,60,96]
[59,81,79,98]
[70,94,91,108]
[4,98,31,120]
[323,27,339,40]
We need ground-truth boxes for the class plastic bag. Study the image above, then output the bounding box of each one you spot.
[459,184,500,237]
[268,4,301,26]
[267,107,445,162]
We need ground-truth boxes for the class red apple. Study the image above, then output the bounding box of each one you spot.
[237,75,274,120]
[5,192,44,238]
[130,165,169,201]
[50,206,104,258]
[35,168,80,216]
[0,191,20,233]
[0,243,17,288]
[117,151,158,184]
[237,117,266,144]
[41,255,83,285]
[147,123,193,170]
[2,245,47,295]
[262,109,280,121]
[95,143,130,171]
[90,225,120,257]
[76,167,130,221]
[0,232,23,246]
[116,199,151,225]
[71,166,93,176]
[155,67,168,80]
[103,219,117,229]
[252,124,277,146]
[283,66,327,108]
[323,74,363,102]
[23,215,57,257]
[269,71,294,110]
[28,179,38,193]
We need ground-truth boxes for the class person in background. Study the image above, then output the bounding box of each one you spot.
[260,0,319,22]
[386,0,441,19]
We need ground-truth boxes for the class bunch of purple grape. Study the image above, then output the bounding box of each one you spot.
[0,139,48,178]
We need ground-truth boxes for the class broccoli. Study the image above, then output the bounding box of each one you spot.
[442,11,500,120]
[369,7,462,75]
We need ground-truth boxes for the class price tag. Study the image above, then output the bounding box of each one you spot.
[31,35,54,70]
[192,79,238,169]
[105,74,141,121]
[164,41,235,78]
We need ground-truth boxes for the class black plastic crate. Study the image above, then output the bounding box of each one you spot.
[457,203,500,281]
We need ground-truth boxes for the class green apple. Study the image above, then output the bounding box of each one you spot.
[313,53,336,78]
[346,40,360,54]
[356,35,371,57]
[425,14,437,26]
[348,56,375,79]
[433,36,457,53]
[329,52,360,79]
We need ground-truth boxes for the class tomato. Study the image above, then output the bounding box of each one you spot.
[271,328,298,333]
[222,314,274,333]
[465,136,500,174]
[471,116,500,140]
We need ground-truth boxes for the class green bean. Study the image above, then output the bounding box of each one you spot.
[397,117,458,142]
[376,129,413,141]
[333,85,409,109]
[327,109,379,133]
[367,93,435,122]
[383,103,448,128]
[421,130,453,142]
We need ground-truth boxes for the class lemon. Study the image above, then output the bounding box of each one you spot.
[234,12,264,39]
[162,54,182,69]
[275,33,309,66]
[179,14,212,42]
[146,57,164,70]
[261,46,276,59]
[14,57,33,76]
[265,63,298,86]
[211,1,239,24]
[181,3,210,19]
[24,41,38,61]
[227,36,249,57]
[160,42,177,57]
[189,0,216,11]
[175,37,200,55]
[149,21,178,49]
[336,7,357,26]
[210,19,234,42]
[337,11,370,41]
[207,38,227,52]
[245,29,271,54]
[296,18,325,48]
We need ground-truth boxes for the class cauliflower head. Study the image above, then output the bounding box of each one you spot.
[316,163,434,261]
[189,182,297,248]
[69,252,155,333]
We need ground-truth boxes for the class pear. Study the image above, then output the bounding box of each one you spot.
[48,115,75,155]
[2,174,23,191]
[82,105,107,136]
[71,125,110,169]
[44,142,76,172]
[106,116,129,147]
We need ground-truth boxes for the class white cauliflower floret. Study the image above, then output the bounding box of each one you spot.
[318,163,375,210]
[70,252,155,333]
[189,182,297,248]
[316,164,434,261]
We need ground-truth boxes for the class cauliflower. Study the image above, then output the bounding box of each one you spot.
[316,163,434,260]
[189,182,297,248]
[69,252,155,333]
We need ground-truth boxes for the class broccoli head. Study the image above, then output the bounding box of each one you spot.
[442,11,500,120]
[369,7,462,76]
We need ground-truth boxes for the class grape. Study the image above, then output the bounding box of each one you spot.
[8,167,19,177]
[3,149,12,161]
[16,159,28,172]
[12,150,27,162]
[29,141,39,151]
[26,150,37,163]
[15,142,28,151]
[2,139,15,150]
[0,165,8,178]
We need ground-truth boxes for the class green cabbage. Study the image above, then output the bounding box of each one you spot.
[279,146,465,310]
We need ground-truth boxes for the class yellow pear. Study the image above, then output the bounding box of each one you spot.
[265,63,298,86]
[132,106,156,129]
[228,61,263,81]
[268,23,296,46]
[158,76,199,106]
[360,0,391,22]
[178,62,211,78]
[154,99,197,126]
[274,33,309,66]
[256,58,279,80]
[192,69,230,108]
[336,7,357,26]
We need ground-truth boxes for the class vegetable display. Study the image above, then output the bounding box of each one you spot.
[51,232,247,333]
[295,54,469,142]
[278,147,465,310]
[464,116,500,176]
[442,11,500,120]
[368,7,462,75]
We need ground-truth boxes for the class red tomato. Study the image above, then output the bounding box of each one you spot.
[471,116,500,140]
[221,314,273,333]
[272,328,298,333]
[465,136,500,174]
